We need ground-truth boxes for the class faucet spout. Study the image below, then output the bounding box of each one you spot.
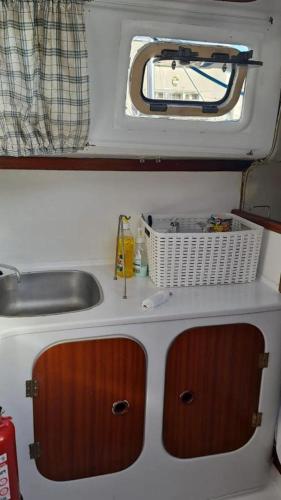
[0,264,21,283]
[114,215,129,299]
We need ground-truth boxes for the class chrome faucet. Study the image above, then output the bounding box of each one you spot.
[114,215,128,299]
[0,264,21,282]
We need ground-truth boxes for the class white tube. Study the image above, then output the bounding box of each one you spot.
[141,291,172,310]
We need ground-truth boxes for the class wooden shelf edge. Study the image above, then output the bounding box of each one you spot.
[232,210,281,235]
[0,157,251,172]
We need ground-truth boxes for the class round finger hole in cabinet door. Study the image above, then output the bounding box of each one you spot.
[179,390,194,405]
[112,400,130,415]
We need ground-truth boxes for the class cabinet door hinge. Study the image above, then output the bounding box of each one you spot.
[252,412,263,428]
[259,353,269,369]
[26,379,39,398]
[29,442,41,460]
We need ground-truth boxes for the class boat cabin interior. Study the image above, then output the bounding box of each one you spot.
[0,0,280,499]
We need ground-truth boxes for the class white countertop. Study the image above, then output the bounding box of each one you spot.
[0,264,280,339]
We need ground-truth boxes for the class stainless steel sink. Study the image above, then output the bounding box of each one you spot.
[0,270,103,317]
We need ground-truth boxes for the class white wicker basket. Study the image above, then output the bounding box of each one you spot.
[141,213,263,288]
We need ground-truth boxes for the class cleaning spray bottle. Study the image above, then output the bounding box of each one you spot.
[134,227,148,277]
[117,216,134,278]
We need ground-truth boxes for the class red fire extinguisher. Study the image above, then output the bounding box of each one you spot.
[0,407,21,500]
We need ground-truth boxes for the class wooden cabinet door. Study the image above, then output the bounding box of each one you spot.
[163,324,265,458]
[32,337,146,481]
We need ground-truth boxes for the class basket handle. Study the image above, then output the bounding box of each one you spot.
[141,213,152,237]
[147,215,153,227]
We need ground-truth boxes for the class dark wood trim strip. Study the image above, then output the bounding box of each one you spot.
[0,157,251,172]
[215,1,256,3]
[232,210,281,234]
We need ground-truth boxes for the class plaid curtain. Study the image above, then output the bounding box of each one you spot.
[0,0,89,156]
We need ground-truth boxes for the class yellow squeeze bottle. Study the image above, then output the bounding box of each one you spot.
[117,217,134,278]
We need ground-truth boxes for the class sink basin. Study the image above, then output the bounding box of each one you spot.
[0,270,103,317]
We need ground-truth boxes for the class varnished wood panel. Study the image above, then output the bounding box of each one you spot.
[32,337,146,481]
[232,209,281,234]
[163,324,264,458]
[0,156,251,171]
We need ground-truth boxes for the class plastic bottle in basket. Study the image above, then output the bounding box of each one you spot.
[134,227,148,277]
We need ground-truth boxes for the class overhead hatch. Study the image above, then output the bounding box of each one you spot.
[129,40,262,118]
